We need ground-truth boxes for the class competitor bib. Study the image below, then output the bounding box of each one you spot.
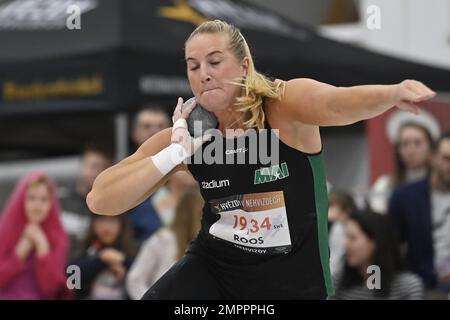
[209,191,292,255]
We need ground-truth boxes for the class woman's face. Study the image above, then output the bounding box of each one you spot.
[328,203,346,222]
[92,216,121,245]
[25,183,52,224]
[185,33,248,112]
[398,126,432,170]
[345,220,376,268]
[80,151,111,193]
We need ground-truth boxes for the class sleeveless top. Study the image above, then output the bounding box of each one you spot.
[186,113,334,299]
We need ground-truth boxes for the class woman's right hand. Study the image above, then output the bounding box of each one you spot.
[99,248,125,266]
[171,97,212,158]
[15,231,34,260]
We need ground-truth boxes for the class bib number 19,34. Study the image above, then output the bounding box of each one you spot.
[233,215,272,234]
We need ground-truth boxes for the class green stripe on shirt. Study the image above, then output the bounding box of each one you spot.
[308,153,335,297]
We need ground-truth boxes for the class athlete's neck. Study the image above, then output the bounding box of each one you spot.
[215,107,248,138]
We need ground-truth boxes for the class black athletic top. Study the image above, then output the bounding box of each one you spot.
[186,114,334,299]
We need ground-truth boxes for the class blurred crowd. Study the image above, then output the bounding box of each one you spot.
[0,104,449,300]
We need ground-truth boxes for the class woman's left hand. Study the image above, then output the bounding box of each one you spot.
[393,80,436,114]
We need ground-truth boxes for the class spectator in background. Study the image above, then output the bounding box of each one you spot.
[130,106,171,153]
[0,172,71,300]
[152,171,200,226]
[333,211,423,300]
[60,144,113,258]
[328,190,357,277]
[126,190,204,299]
[389,133,450,299]
[70,214,137,300]
[126,106,171,245]
[370,111,439,214]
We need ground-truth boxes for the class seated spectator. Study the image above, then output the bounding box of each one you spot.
[126,190,203,299]
[370,112,439,214]
[389,133,450,299]
[59,144,113,257]
[0,172,71,300]
[328,190,357,277]
[70,214,137,300]
[126,106,171,245]
[333,211,423,300]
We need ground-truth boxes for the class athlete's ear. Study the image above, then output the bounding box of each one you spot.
[241,57,249,77]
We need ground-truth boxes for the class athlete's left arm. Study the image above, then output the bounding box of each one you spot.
[280,78,436,126]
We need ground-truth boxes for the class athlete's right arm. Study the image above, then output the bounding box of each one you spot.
[87,97,211,216]
[86,127,184,216]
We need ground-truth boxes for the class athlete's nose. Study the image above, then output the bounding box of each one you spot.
[200,65,212,83]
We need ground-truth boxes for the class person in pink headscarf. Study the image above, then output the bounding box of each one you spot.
[0,171,72,299]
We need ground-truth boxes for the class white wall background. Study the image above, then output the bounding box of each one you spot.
[322,0,450,69]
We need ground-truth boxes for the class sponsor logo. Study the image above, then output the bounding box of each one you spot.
[201,179,230,189]
[225,147,248,155]
[254,162,289,184]
[213,199,241,212]
[234,245,267,254]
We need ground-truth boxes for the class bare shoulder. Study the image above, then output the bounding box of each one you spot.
[265,79,323,154]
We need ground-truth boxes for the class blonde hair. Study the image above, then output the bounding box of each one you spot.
[186,20,285,129]
[171,190,204,259]
[28,176,52,194]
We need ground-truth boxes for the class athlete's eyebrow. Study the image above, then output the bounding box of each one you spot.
[186,50,223,62]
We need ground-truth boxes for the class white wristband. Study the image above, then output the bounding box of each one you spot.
[151,143,188,175]
[173,118,188,131]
